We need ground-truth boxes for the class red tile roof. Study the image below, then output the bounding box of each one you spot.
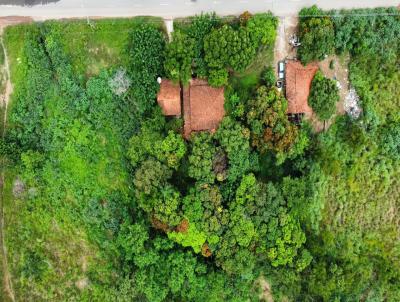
[157,79,181,116]
[285,61,318,114]
[184,79,225,138]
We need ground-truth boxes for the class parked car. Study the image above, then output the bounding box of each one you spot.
[278,61,285,79]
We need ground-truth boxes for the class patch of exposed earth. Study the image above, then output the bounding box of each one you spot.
[273,15,298,76]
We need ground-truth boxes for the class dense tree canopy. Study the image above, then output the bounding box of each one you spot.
[128,24,166,115]
[308,70,340,120]
[298,5,335,64]
[164,30,195,83]
[1,7,400,302]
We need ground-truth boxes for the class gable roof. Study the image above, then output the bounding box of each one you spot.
[285,60,318,114]
[157,79,181,116]
[184,79,225,138]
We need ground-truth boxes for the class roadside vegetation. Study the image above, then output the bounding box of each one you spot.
[0,6,399,301]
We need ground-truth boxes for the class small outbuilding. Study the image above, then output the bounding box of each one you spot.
[157,79,181,116]
[285,60,318,115]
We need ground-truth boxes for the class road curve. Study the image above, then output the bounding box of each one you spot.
[0,0,399,20]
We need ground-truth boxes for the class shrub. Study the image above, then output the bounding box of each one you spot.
[308,71,339,120]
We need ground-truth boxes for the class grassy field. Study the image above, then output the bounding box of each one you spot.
[4,17,164,81]
[46,17,164,78]
[229,44,274,100]
[1,17,162,300]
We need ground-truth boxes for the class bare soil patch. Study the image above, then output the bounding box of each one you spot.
[256,277,274,302]
[273,16,298,76]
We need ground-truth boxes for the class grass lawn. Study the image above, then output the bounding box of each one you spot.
[229,44,274,100]
[1,17,159,300]
[4,17,165,80]
[52,17,164,78]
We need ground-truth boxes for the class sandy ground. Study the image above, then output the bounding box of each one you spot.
[273,16,298,76]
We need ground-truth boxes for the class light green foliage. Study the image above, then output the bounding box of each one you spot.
[208,68,228,87]
[168,222,207,253]
[298,5,335,64]
[153,186,183,227]
[308,70,339,120]
[164,30,195,83]
[267,213,306,267]
[247,13,278,45]
[224,92,245,119]
[155,130,187,169]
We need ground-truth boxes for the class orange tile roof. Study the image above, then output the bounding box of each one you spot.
[285,61,318,114]
[184,79,225,138]
[157,79,181,116]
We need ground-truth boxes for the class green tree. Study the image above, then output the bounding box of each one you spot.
[308,71,339,120]
[164,30,195,83]
[128,24,166,114]
[298,5,335,64]
[246,86,299,156]
[188,132,216,184]
[183,13,220,77]
[204,25,257,73]
[247,12,278,46]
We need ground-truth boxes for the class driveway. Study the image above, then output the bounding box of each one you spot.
[0,0,398,20]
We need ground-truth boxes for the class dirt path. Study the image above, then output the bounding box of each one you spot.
[0,25,16,302]
[1,36,12,132]
[273,15,298,76]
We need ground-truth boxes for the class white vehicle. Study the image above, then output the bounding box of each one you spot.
[289,34,301,47]
[278,61,285,79]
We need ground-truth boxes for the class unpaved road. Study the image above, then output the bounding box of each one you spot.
[0,0,399,20]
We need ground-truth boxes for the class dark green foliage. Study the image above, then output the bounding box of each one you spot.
[332,7,400,63]
[4,9,400,302]
[308,71,339,120]
[246,86,305,162]
[188,132,217,184]
[128,24,166,115]
[164,30,195,83]
[178,13,220,77]
[204,24,258,86]
[7,28,53,150]
[298,5,335,64]
[204,25,256,72]
[215,117,257,183]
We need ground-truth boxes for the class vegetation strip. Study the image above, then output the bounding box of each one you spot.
[0,7,399,300]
